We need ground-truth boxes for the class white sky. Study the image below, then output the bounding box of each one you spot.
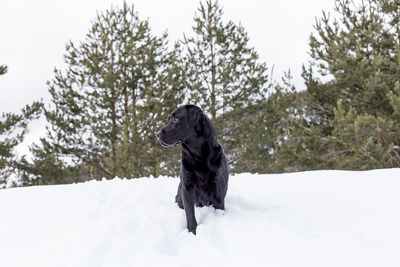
[0,0,338,154]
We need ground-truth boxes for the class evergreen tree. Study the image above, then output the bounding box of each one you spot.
[276,0,400,170]
[30,3,183,184]
[0,65,7,75]
[15,138,83,186]
[1,65,42,187]
[182,0,271,166]
[228,72,288,173]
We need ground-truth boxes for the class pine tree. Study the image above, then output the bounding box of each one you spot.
[231,72,301,173]
[29,3,183,184]
[182,0,271,166]
[277,0,400,170]
[305,0,400,117]
[0,65,7,75]
[16,138,81,186]
[1,65,42,187]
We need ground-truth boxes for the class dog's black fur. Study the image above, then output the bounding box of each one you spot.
[157,105,229,234]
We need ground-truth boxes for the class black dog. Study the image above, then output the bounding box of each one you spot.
[157,105,229,234]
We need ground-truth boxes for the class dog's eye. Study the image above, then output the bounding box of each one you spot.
[172,117,179,123]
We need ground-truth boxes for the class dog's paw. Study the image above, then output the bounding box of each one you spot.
[187,222,197,235]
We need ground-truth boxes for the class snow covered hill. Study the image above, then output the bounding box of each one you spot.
[1,170,400,267]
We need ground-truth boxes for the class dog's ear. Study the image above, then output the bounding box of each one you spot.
[186,105,214,137]
[190,108,203,129]
[194,113,204,134]
[193,110,214,138]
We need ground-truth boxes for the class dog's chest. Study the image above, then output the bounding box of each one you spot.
[192,172,217,206]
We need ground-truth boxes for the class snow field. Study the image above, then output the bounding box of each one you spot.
[1,169,400,267]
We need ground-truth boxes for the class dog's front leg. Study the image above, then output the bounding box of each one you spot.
[175,181,184,209]
[182,186,197,235]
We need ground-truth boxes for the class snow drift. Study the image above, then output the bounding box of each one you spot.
[1,170,400,267]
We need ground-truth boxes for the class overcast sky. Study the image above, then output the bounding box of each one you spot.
[1,0,338,154]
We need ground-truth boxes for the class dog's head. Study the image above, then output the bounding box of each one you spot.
[156,105,213,147]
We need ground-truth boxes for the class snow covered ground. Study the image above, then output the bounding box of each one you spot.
[1,169,400,267]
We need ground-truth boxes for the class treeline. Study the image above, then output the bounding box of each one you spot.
[1,0,399,188]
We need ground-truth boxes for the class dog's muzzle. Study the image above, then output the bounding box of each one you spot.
[156,131,180,147]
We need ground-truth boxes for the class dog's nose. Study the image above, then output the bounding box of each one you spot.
[156,131,161,138]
